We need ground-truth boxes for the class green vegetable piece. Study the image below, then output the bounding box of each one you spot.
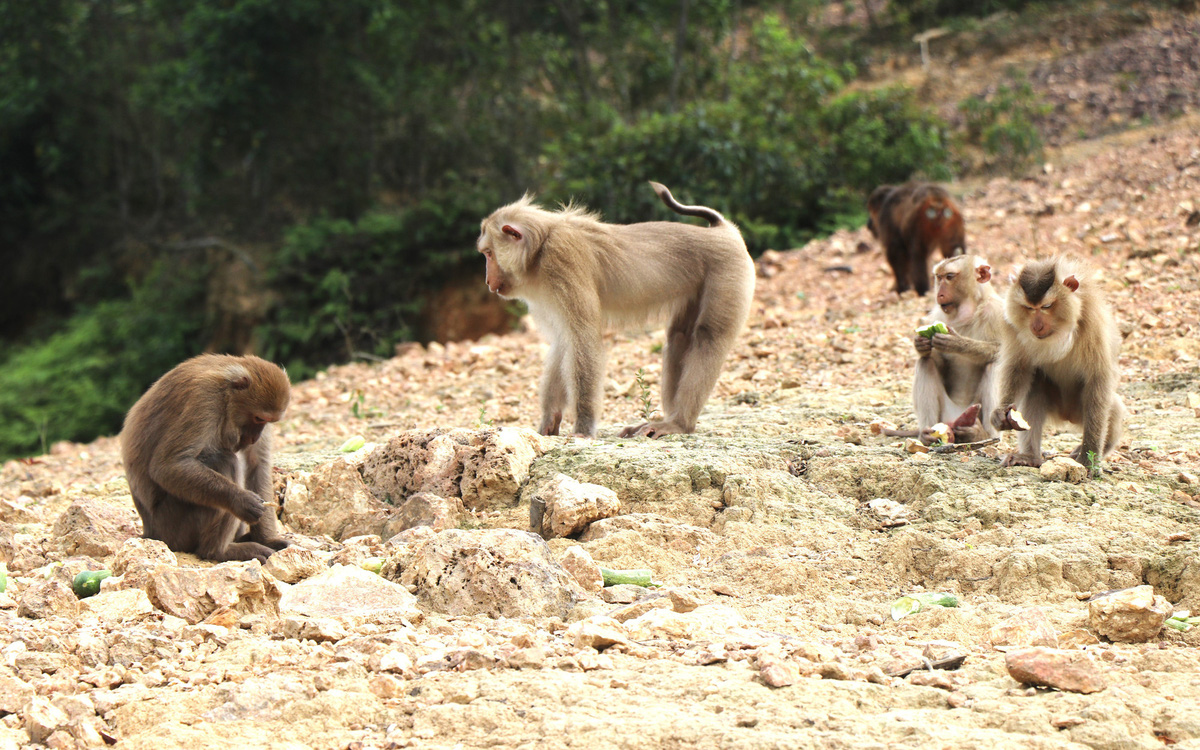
[72,570,112,599]
[360,557,384,575]
[600,568,656,587]
[0,568,6,594]
[916,323,949,338]
[890,591,959,621]
[915,322,949,339]
[339,435,367,453]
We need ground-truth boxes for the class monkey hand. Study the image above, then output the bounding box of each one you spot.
[913,335,933,357]
[991,405,1017,431]
[930,332,965,352]
[231,490,266,525]
[1001,453,1044,468]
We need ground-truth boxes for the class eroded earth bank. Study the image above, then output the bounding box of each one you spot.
[3,102,1200,750]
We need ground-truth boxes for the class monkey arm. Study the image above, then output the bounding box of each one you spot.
[1074,373,1116,471]
[149,450,265,524]
[991,356,1034,431]
[931,333,998,364]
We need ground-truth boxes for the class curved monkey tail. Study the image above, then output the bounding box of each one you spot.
[649,181,725,227]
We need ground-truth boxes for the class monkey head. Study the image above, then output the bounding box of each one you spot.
[1006,258,1083,363]
[932,254,991,325]
[477,194,548,299]
[222,357,291,451]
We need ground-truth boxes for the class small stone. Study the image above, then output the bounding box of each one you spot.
[1051,716,1087,729]
[262,545,329,584]
[566,616,629,651]
[987,607,1058,649]
[535,474,621,538]
[1088,585,1171,643]
[759,657,800,688]
[0,670,34,713]
[17,578,77,619]
[667,588,703,613]
[23,697,70,744]
[907,671,954,690]
[111,537,177,588]
[1005,647,1106,694]
[559,546,603,594]
[385,492,464,535]
[1178,470,1198,486]
[600,585,645,604]
[946,692,969,708]
[1039,456,1088,483]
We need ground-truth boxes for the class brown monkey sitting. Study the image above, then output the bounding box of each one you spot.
[120,354,292,563]
[867,182,966,296]
[477,182,755,438]
[990,257,1126,473]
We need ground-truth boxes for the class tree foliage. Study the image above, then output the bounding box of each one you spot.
[0,0,972,457]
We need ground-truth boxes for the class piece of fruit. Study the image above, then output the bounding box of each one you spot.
[360,557,384,574]
[71,570,112,599]
[928,423,952,445]
[915,322,949,339]
[339,435,366,452]
[599,568,656,587]
[1008,407,1030,431]
[890,592,960,621]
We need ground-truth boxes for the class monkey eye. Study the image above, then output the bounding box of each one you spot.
[945,273,956,281]
[252,415,269,425]
[925,208,938,219]
[1041,303,1053,311]
[943,208,954,218]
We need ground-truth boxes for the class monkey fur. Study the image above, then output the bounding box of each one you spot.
[912,254,1006,443]
[477,182,755,438]
[990,257,1126,472]
[867,182,966,296]
[120,354,292,563]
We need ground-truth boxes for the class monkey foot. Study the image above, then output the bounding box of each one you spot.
[618,421,688,439]
[1000,453,1043,468]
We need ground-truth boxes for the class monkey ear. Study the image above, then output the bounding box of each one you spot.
[225,364,252,390]
[1062,275,1080,292]
[976,264,992,284]
[502,224,523,241]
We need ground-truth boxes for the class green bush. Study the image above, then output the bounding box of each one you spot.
[959,75,1051,172]
[543,17,952,251]
[259,185,495,378]
[0,265,206,460]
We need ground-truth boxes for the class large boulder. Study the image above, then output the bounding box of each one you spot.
[385,528,577,618]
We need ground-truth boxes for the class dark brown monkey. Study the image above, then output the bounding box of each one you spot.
[912,254,1006,443]
[867,182,966,296]
[477,182,755,438]
[120,354,292,563]
[990,257,1126,473]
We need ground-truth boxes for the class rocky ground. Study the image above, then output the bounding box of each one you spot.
[4,24,1200,750]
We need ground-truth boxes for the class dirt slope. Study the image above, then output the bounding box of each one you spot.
[3,31,1200,750]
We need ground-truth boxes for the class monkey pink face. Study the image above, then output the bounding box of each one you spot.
[237,411,282,450]
[477,222,525,298]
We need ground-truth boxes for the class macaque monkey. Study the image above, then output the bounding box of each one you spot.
[477,182,755,438]
[867,182,966,296]
[912,254,1006,443]
[121,354,292,563]
[990,258,1126,472]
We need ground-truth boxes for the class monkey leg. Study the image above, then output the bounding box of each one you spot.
[566,320,605,438]
[907,241,931,296]
[242,445,290,550]
[659,299,702,416]
[913,358,949,431]
[199,509,276,564]
[886,240,911,294]
[622,302,743,438]
[538,340,569,436]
